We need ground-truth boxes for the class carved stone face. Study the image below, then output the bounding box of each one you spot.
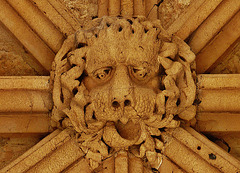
[82,34,164,145]
[83,34,161,123]
[51,16,196,170]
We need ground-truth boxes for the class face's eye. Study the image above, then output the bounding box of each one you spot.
[93,67,112,80]
[131,67,149,80]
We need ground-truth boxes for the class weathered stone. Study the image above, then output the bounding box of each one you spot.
[211,42,240,74]
[0,0,240,171]
[51,16,196,171]
[189,0,240,54]
[196,11,240,73]
[61,0,98,26]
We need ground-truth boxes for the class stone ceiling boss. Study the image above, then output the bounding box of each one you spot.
[51,16,196,171]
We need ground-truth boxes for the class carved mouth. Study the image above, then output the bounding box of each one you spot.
[114,120,141,140]
[103,120,141,148]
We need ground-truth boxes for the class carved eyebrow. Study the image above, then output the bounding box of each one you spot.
[128,54,160,67]
[127,59,149,67]
[128,60,160,74]
[85,58,116,74]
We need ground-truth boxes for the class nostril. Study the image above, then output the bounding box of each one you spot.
[112,101,120,108]
[124,99,131,106]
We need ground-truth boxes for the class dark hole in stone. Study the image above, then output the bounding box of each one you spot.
[197,146,201,150]
[165,96,169,103]
[72,87,78,96]
[92,16,98,19]
[59,118,64,127]
[153,134,162,141]
[205,134,231,153]
[61,52,69,61]
[92,111,96,120]
[176,98,181,106]
[151,168,159,173]
[193,98,202,105]
[71,64,76,68]
[159,128,166,132]
[106,23,111,27]
[142,155,148,162]
[101,137,112,154]
[77,43,88,49]
[127,19,133,25]
[191,68,195,73]
[153,104,158,113]
[104,68,110,74]
[124,100,131,106]
[209,153,216,160]
[162,113,166,119]
[165,56,173,60]
[60,88,64,103]
[82,56,86,61]
[132,29,134,34]
[84,103,91,114]
[138,46,144,51]
[160,82,166,91]
[156,0,164,7]
[179,56,186,62]
[119,26,123,32]
[159,64,166,75]
[76,72,87,85]
[96,75,101,79]
[173,115,181,121]
[95,34,98,38]
[112,101,120,108]
[144,28,149,33]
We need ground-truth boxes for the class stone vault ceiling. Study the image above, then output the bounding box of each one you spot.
[0,0,240,172]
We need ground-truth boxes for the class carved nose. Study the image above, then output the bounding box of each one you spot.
[111,65,133,109]
[112,99,132,108]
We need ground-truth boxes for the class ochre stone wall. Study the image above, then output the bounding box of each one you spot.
[0,136,41,169]
[212,42,240,74]
[158,0,192,29]
[62,0,98,24]
[0,23,38,76]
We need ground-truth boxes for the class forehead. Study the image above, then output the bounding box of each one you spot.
[85,38,160,73]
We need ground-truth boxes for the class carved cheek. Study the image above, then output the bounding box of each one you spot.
[145,76,161,93]
[82,76,98,91]
[89,87,123,122]
[134,88,157,117]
